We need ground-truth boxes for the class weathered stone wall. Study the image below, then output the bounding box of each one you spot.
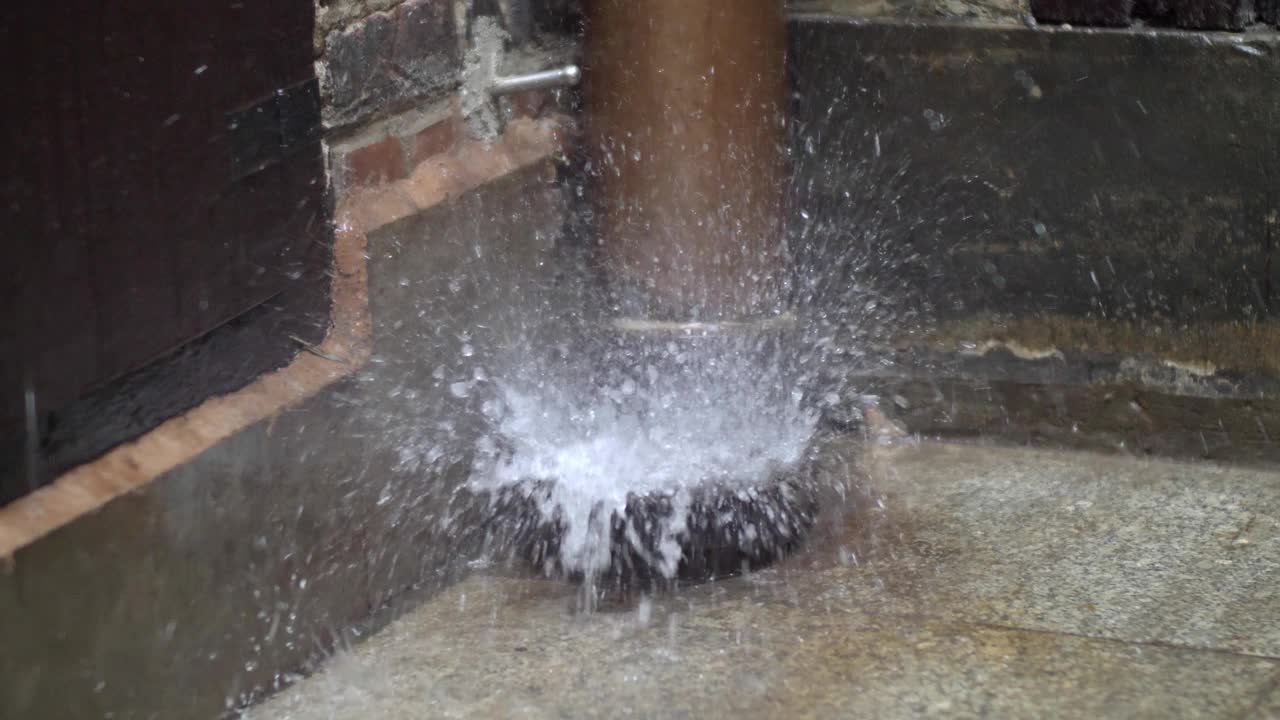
[319,0,459,131]
[790,0,1278,26]
[789,17,1280,459]
[316,0,581,191]
[315,0,412,50]
[790,0,1031,23]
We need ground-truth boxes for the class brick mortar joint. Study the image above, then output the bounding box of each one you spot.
[329,95,458,151]
[326,94,461,192]
[335,113,574,235]
[327,78,576,194]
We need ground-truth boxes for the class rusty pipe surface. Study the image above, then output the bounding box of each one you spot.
[584,0,788,322]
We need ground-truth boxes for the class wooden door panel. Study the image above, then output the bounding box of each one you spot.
[1,0,329,503]
[3,7,100,416]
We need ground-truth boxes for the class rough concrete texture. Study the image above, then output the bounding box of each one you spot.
[460,16,507,140]
[790,0,1031,22]
[317,0,584,53]
[315,0,410,50]
[788,18,1280,432]
[1258,684,1280,718]
[864,377,1280,467]
[900,315,1280,387]
[789,19,1280,325]
[250,440,1280,719]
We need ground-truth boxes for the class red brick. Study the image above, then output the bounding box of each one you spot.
[507,89,550,119]
[341,133,405,188]
[403,115,459,170]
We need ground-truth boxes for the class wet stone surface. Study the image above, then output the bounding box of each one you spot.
[249,439,1280,719]
[810,441,1280,657]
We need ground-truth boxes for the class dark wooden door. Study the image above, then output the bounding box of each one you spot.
[2,1,331,502]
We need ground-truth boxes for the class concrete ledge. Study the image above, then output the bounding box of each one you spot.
[335,115,568,230]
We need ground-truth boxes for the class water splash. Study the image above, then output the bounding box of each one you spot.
[470,343,819,581]
[452,84,928,589]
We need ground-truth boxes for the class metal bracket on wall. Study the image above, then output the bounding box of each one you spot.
[228,78,323,179]
[460,14,579,139]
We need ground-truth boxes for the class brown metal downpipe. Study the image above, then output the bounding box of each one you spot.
[584,0,788,323]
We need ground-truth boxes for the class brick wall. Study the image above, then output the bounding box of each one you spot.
[315,0,581,192]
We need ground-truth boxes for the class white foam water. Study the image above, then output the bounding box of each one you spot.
[469,363,818,581]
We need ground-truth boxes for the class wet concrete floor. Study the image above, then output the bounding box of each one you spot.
[249,439,1280,719]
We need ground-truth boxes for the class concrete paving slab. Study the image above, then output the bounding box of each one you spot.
[1248,676,1280,720]
[820,441,1280,657]
[250,441,1280,719]
[249,572,1277,719]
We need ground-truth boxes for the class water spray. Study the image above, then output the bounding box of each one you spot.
[471,0,842,595]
